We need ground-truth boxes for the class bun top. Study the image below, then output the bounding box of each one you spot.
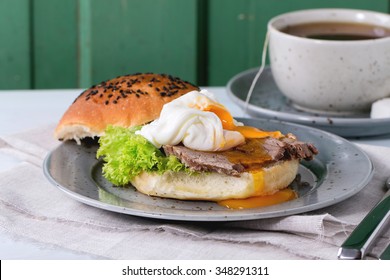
[55,73,199,143]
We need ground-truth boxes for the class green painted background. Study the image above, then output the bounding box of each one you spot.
[1,0,389,89]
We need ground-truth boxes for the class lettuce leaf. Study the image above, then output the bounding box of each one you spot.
[96,125,187,186]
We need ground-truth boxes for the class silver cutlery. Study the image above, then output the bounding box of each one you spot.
[379,242,390,260]
[338,177,390,259]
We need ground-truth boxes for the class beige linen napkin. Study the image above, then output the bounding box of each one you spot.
[0,124,389,259]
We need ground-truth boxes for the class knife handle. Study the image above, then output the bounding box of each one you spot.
[338,196,390,260]
[379,243,390,260]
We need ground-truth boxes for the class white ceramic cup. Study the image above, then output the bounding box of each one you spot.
[268,9,390,115]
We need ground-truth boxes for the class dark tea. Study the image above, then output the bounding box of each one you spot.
[280,21,390,40]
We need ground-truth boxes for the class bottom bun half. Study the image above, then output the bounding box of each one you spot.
[130,159,299,201]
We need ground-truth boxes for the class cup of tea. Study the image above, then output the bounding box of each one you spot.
[267,8,390,115]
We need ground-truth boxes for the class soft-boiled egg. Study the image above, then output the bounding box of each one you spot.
[137,90,282,151]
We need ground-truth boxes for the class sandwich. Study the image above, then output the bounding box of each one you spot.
[55,73,318,209]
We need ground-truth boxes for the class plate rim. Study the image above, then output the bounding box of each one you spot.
[43,117,374,221]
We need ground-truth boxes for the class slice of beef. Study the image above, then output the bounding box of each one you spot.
[163,136,318,177]
[163,144,245,176]
[261,136,318,161]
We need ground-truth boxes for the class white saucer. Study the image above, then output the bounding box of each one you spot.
[227,67,390,137]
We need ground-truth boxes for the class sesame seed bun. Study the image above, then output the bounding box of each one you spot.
[55,73,199,143]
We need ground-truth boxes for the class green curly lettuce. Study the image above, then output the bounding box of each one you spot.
[96,125,187,186]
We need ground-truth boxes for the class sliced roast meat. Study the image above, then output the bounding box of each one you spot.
[163,136,318,177]
[261,136,318,161]
[163,144,245,176]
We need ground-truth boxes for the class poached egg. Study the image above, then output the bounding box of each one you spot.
[137,90,282,151]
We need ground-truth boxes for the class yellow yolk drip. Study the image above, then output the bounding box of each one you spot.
[252,170,265,195]
[202,104,295,210]
[203,104,283,139]
[218,189,297,210]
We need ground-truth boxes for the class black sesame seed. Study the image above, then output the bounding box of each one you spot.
[105,101,109,105]
[160,92,166,97]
